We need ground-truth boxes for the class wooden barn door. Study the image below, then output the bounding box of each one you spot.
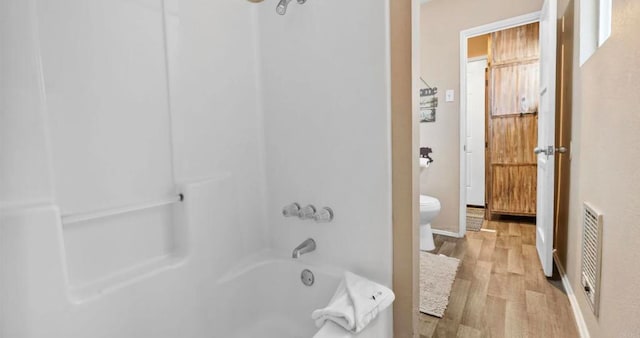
[487,23,540,218]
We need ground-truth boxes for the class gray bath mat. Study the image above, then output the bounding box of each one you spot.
[419,251,461,318]
[466,207,485,231]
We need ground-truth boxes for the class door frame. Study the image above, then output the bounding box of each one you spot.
[464,56,488,209]
[457,11,541,237]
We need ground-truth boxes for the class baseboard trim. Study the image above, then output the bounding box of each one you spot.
[432,229,462,238]
[553,252,591,338]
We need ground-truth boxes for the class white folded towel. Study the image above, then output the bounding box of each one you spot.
[311,271,395,333]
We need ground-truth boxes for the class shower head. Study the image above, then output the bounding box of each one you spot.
[276,0,292,15]
[276,0,307,15]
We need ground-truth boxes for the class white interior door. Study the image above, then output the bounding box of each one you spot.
[466,59,487,207]
[536,0,557,277]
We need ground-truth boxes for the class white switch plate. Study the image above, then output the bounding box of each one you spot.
[445,89,455,102]
[570,140,573,161]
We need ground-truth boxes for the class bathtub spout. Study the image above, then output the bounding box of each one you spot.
[292,238,316,258]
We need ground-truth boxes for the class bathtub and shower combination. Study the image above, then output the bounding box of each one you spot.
[0,179,392,338]
[1,0,395,336]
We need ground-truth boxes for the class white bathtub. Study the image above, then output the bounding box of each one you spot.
[211,257,392,338]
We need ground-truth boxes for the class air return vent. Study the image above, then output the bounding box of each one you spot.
[581,202,603,316]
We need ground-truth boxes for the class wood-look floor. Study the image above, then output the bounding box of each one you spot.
[418,220,579,338]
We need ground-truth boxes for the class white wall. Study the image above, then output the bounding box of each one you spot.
[165,0,268,258]
[37,0,176,215]
[256,0,393,286]
[34,0,180,288]
[0,0,269,336]
[0,0,268,225]
[0,0,54,208]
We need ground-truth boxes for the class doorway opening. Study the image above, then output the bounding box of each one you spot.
[410,1,563,335]
[459,13,541,236]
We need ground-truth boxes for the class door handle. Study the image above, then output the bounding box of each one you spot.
[534,146,567,156]
[534,146,554,156]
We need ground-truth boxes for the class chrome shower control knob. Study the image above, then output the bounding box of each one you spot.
[282,203,301,217]
[314,207,334,223]
[298,205,316,220]
[276,0,292,15]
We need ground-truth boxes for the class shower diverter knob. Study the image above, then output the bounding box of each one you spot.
[314,207,334,223]
[282,203,301,217]
[298,205,317,220]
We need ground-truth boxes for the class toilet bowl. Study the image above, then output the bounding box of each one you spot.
[419,194,441,251]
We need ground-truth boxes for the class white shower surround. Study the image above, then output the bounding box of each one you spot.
[0,0,393,337]
[257,0,393,290]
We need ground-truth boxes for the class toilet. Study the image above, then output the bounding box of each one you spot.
[419,194,440,251]
[419,157,441,251]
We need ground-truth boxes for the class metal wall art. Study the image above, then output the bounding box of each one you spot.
[420,77,438,123]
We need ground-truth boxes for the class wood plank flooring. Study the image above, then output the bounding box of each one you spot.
[418,220,579,338]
